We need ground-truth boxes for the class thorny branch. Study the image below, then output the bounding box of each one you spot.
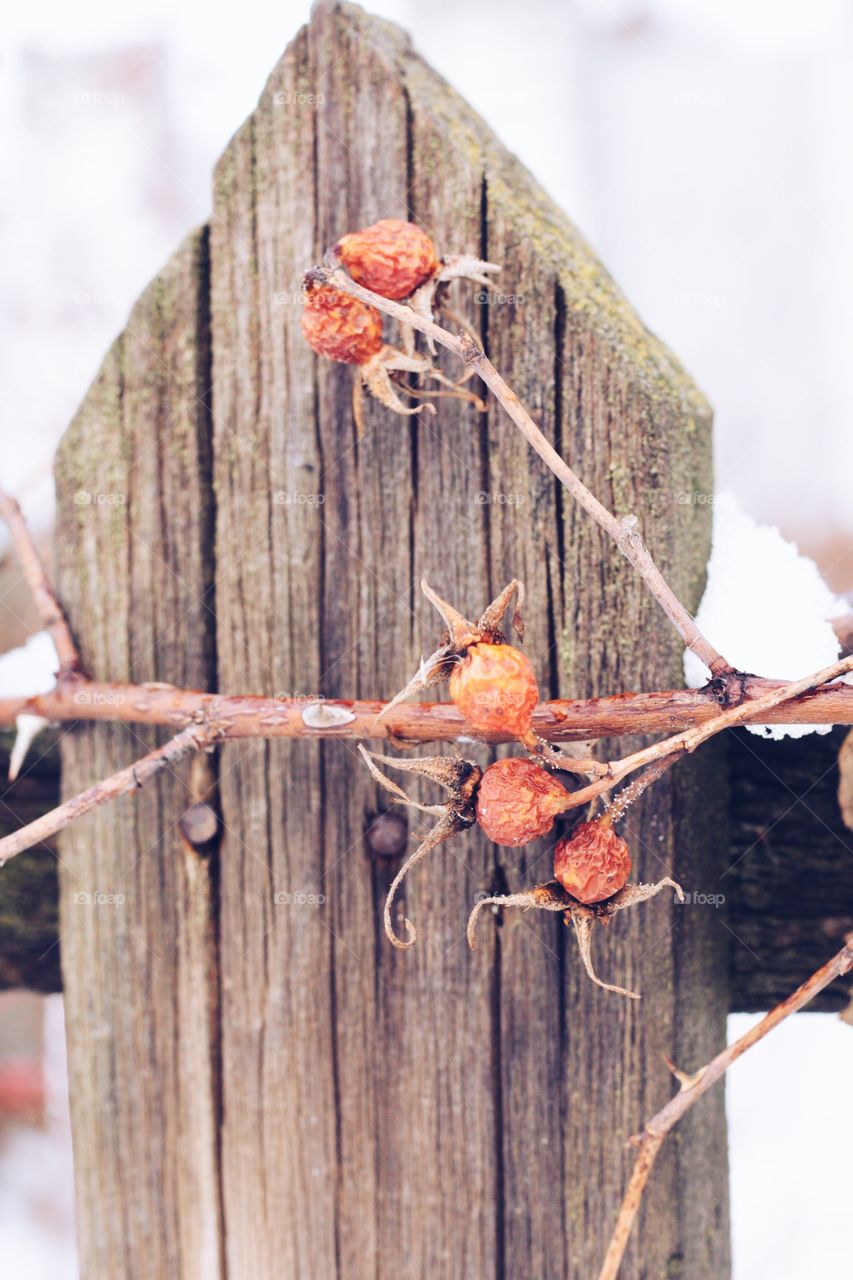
[597,934,853,1280]
[0,490,82,678]
[1,486,852,859]
[0,724,217,864]
[4,675,853,739]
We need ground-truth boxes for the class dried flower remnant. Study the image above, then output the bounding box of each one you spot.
[358,747,481,948]
[468,876,685,1000]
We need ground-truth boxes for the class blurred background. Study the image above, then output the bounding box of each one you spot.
[1,1,852,1275]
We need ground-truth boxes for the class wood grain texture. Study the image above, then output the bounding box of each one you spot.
[210,5,728,1278]
[52,5,733,1277]
[54,228,223,1279]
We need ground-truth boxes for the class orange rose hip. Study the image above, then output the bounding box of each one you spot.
[300,281,383,365]
[449,642,539,738]
[335,218,439,300]
[475,758,569,846]
[553,820,631,904]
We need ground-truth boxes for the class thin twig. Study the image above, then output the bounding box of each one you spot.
[0,487,81,677]
[321,265,731,678]
[597,934,853,1280]
[0,725,214,863]
[546,652,853,815]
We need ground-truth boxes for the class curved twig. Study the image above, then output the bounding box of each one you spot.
[597,934,853,1279]
[319,266,732,679]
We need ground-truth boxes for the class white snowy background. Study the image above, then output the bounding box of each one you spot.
[2,1,853,1277]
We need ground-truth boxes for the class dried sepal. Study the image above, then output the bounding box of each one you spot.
[436,254,502,289]
[478,578,525,642]
[407,255,501,353]
[359,746,478,798]
[567,904,640,1001]
[357,745,445,816]
[377,648,457,722]
[353,345,437,436]
[400,378,487,414]
[466,875,685,999]
[421,578,482,649]
[358,747,481,949]
[467,883,566,948]
[384,810,462,949]
[606,877,686,914]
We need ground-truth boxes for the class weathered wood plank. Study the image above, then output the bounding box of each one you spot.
[211,28,340,1278]
[51,5,735,1277]
[54,228,223,1279]
[209,4,729,1276]
[404,18,729,1277]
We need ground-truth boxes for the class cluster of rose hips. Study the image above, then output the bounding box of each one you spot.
[301,218,498,430]
[360,581,682,999]
[300,223,681,996]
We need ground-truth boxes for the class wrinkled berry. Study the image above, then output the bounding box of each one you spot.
[449,642,539,738]
[301,281,383,365]
[553,821,631,904]
[476,758,569,846]
[335,219,439,300]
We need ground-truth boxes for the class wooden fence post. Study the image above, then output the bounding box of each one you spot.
[54,5,730,1276]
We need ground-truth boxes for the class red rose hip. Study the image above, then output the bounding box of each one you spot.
[301,281,383,365]
[335,218,439,300]
[553,820,631,904]
[476,758,569,846]
[449,642,539,738]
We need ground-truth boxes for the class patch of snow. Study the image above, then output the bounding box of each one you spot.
[683,493,848,739]
[0,632,58,697]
